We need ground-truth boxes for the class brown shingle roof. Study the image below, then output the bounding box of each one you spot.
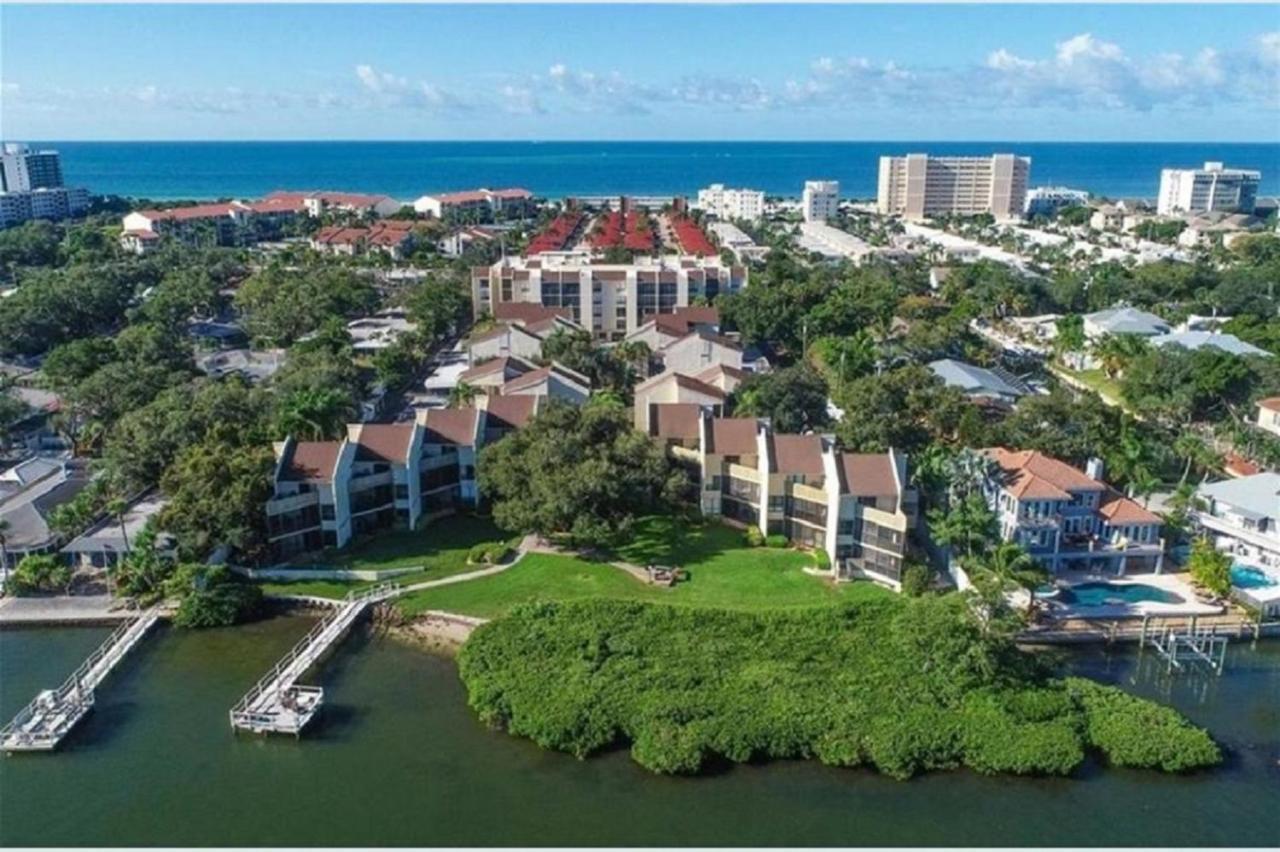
[420,408,479,446]
[482,394,539,431]
[1259,396,1280,413]
[708,417,759,456]
[839,453,898,498]
[493,303,571,325]
[771,434,825,476]
[460,356,533,383]
[353,424,413,464]
[501,362,590,395]
[693,363,748,388]
[650,403,703,441]
[985,448,1104,500]
[634,371,727,401]
[282,441,342,482]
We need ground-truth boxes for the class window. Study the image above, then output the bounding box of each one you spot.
[395,484,409,500]
[321,504,336,521]
[768,496,784,512]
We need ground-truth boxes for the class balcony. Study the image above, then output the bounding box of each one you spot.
[266,491,319,516]
[1194,511,1280,554]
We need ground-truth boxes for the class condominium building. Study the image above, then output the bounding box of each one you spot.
[470,252,747,341]
[980,449,1164,575]
[1,143,65,192]
[413,187,534,220]
[696,184,765,223]
[877,154,1030,221]
[0,187,90,228]
[643,409,915,586]
[1157,162,1261,216]
[1024,186,1089,218]
[801,180,840,223]
[266,406,497,560]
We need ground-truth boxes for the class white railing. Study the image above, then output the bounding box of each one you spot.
[229,583,400,733]
[1,604,160,751]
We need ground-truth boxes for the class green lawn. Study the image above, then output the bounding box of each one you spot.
[261,514,516,599]
[397,516,892,618]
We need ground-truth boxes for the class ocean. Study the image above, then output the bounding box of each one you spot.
[44,140,1280,203]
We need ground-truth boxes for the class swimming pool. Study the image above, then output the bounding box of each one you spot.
[1056,582,1184,607]
[1231,565,1278,590]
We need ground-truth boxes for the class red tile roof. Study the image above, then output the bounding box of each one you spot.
[1259,396,1280,413]
[668,214,717,256]
[985,448,1105,500]
[527,212,585,255]
[1098,491,1162,525]
[136,203,241,223]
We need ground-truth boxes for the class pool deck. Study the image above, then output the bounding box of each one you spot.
[1035,571,1223,620]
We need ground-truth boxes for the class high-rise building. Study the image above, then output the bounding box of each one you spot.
[696,184,766,223]
[801,180,840,223]
[877,153,1030,221]
[1,143,65,192]
[1157,162,1261,216]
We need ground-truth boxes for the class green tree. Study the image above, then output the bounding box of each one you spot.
[1186,538,1232,599]
[273,387,356,441]
[971,541,1049,616]
[730,365,831,433]
[158,441,276,563]
[478,401,688,548]
[928,492,998,563]
[165,563,263,628]
[447,382,480,409]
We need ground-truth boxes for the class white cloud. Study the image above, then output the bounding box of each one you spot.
[351,64,468,111]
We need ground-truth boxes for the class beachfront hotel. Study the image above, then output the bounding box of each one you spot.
[1157,161,1261,216]
[876,154,1030,221]
[696,183,766,223]
[471,252,747,340]
[801,180,840,223]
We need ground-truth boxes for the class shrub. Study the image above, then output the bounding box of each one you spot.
[1067,677,1221,771]
[1187,538,1231,599]
[901,563,932,597]
[765,534,789,549]
[743,526,765,548]
[6,554,71,596]
[468,541,512,565]
[458,598,1221,780]
[165,564,263,629]
[812,549,831,571]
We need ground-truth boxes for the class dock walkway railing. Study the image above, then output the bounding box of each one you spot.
[1,604,161,752]
[229,582,399,735]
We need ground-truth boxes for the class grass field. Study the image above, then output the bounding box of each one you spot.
[396,516,892,618]
[260,514,516,599]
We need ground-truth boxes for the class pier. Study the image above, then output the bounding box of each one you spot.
[1141,615,1229,674]
[229,582,400,735]
[1,605,162,752]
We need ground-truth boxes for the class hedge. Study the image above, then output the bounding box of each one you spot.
[457,597,1221,780]
[468,541,512,565]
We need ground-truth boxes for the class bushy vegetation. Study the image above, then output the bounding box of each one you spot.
[468,541,512,565]
[459,597,1220,779]
[165,563,263,628]
[6,554,72,595]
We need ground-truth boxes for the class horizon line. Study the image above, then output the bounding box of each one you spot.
[24,138,1280,146]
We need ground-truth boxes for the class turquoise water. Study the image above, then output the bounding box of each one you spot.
[1058,582,1184,606]
[1232,565,1277,590]
[1,620,1277,846]
[43,141,1280,201]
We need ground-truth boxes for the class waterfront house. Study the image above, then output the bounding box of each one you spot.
[1193,472,1280,571]
[61,493,169,569]
[980,449,1164,575]
[0,457,91,570]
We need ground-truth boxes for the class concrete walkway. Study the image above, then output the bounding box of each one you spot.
[0,596,137,626]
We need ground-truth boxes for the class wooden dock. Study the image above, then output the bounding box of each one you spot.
[229,582,399,736]
[1,605,162,752]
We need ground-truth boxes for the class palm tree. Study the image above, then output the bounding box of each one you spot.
[1092,333,1148,379]
[1110,418,1155,498]
[1173,431,1215,486]
[447,382,480,409]
[974,540,1049,616]
[275,388,355,441]
[928,492,998,563]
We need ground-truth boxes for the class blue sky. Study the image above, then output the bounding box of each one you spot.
[3,4,1278,140]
